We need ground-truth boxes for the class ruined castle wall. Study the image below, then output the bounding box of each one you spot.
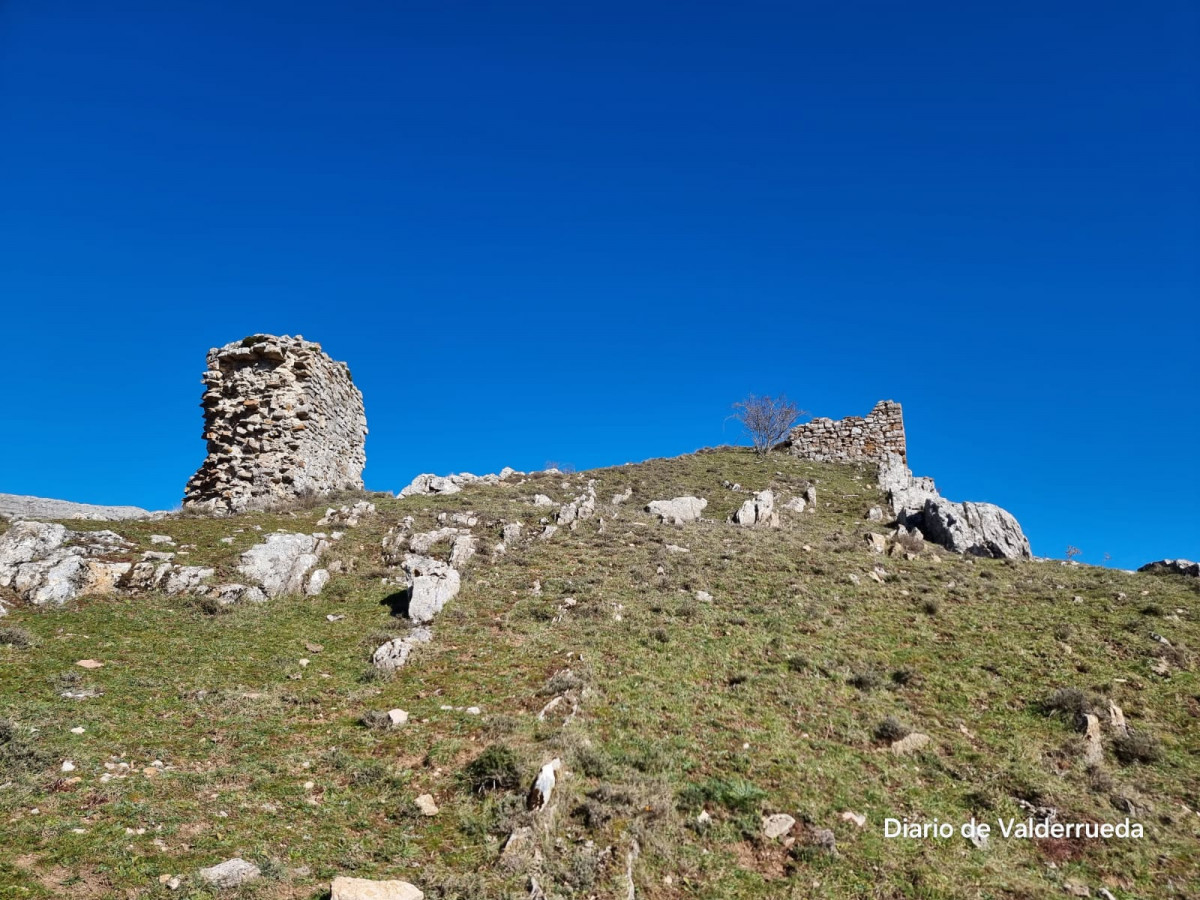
[787,400,906,463]
[183,335,367,514]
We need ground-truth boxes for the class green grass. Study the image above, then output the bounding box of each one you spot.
[1,449,1197,898]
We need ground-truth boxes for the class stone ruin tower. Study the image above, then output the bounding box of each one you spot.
[787,400,906,463]
[183,335,367,515]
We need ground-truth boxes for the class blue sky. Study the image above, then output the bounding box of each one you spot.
[1,0,1196,569]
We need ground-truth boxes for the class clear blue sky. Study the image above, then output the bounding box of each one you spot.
[1,1,1197,570]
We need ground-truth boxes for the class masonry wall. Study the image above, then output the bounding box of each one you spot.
[787,400,906,463]
[183,335,367,514]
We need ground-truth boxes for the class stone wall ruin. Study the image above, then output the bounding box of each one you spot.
[183,334,367,514]
[787,400,906,463]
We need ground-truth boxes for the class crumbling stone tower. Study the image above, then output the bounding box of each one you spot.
[787,400,906,463]
[183,334,367,514]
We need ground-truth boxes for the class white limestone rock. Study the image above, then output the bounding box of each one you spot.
[527,758,563,811]
[403,555,461,623]
[237,532,328,597]
[307,568,330,595]
[646,497,708,525]
[372,627,433,671]
[197,858,261,889]
[762,814,796,839]
[330,876,424,900]
[730,490,778,527]
[921,498,1031,560]
[163,566,216,596]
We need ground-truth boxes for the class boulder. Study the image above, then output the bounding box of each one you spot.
[402,555,461,623]
[646,497,707,525]
[730,490,778,527]
[306,568,330,595]
[762,814,796,839]
[237,532,328,597]
[197,858,261,889]
[448,535,476,568]
[878,452,1030,559]
[921,499,1031,559]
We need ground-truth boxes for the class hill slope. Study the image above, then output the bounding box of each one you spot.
[1,449,1197,899]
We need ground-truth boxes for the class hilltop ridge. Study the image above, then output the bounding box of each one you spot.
[1,446,1197,898]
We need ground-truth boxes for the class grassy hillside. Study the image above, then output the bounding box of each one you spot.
[1,449,1197,899]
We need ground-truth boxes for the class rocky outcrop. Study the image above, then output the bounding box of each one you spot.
[877,452,1031,559]
[0,521,134,605]
[402,554,461,623]
[730,490,779,527]
[557,482,597,527]
[788,400,906,463]
[1138,559,1200,578]
[878,452,939,528]
[183,335,367,515]
[237,532,330,598]
[921,498,1031,559]
[398,468,519,498]
[646,497,707,525]
[0,493,154,521]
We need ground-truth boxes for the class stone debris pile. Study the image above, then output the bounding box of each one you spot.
[183,335,367,515]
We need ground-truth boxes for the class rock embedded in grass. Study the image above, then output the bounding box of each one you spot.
[646,496,707,525]
[331,875,424,899]
[238,532,329,597]
[197,857,261,889]
[890,732,931,755]
[762,813,796,839]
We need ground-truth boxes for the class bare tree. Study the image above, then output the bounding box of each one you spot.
[731,394,808,456]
